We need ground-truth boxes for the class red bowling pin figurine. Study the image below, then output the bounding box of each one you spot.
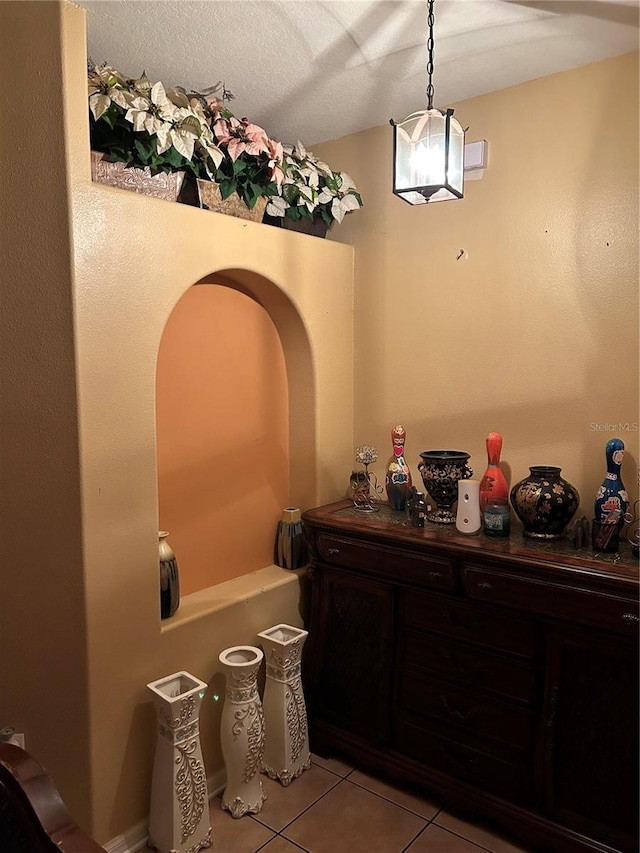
[479,432,509,513]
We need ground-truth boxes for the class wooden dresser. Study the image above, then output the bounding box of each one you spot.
[302,501,639,853]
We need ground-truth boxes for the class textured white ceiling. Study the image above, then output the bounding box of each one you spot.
[79,0,639,146]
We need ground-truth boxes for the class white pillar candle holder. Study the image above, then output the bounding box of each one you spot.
[257,624,311,786]
[146,671,212,853]
[219,646,266,818]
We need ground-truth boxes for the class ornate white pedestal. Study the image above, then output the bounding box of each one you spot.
[257,624,311,786]
[219,646,266,817]
[147,671,212,853]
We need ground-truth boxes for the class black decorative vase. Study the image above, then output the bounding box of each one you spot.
[510,466,579,539]
[159,531,180,619]
[417,450,473,524]
[274,507,308,569]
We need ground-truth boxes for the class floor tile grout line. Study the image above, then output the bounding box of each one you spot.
[342,775,441,822]
[433,824,502,853]
[400,820,432,853]
[311,758,354,781]
[274,831,313,853]
[278,774,344,831]
[255,773,344,835]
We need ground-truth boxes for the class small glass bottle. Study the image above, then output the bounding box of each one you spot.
[483,500,510,538]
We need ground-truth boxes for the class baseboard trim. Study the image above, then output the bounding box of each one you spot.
[104,769,226,853]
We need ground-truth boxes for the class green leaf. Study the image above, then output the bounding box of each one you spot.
[165,147,185,167]
[218,179,236,200]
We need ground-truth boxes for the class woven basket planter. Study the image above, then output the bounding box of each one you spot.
[195,179,267,223]
[90,151,185,201]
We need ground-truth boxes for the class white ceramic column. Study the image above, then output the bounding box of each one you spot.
[219,646,266,818]
[257,624,311,786]
[147,671,212,853]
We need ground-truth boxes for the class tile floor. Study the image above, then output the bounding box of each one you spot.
[210,755,532,853]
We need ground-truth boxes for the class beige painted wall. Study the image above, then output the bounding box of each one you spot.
[1,0,354,843]
[157,280,289,594]
[315,51,639,512]
[0,0,94,827]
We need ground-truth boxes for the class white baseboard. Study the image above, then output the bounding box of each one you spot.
[104,769,226,853]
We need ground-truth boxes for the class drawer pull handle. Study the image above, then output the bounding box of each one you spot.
[327,548,340,556]
[477,581,492,591]
[428,571,442,580]
[622,613,639,624]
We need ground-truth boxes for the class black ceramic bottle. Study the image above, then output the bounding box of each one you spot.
[159,531,180,619]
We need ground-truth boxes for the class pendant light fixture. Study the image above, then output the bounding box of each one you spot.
[390,0,464,204]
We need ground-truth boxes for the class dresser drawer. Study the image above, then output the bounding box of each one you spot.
[398,673,534,749]
[317,534,454,591]
[463,566,640,636]
[394,719,532,805]
[401,630,535,703]
[402,591,535,657]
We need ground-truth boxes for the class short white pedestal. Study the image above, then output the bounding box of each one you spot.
[147,671,212,853]
[257,624,311,786]
[219,646,266,817]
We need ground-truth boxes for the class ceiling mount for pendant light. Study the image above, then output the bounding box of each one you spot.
[390,0,465,204]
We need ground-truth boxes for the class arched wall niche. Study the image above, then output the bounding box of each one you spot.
[156,269,316,595]
[212,269,317,510]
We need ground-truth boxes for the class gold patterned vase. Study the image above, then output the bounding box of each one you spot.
[510,465,580,539]
[219,646,266,818]
[147,671,212,853]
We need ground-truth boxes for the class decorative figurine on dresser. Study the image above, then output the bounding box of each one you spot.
[594,438,629,524]
[479,432,509,512]
[385,424,412,511]
[592,438,629,552]
[405,486,427,528]
[352,445,383,512]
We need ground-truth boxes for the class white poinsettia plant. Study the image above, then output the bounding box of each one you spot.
[266,141,363,228]
[88,62,223,178]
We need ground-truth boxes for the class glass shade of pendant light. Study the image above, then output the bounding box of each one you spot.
[391,0,464,204]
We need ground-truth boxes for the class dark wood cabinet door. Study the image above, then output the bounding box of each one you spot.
[543,628,639,851]
[306,567,394,743]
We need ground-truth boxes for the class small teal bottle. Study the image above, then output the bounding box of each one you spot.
[594,438,628,529]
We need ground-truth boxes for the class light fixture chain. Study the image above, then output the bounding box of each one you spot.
[426,0,435,110]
